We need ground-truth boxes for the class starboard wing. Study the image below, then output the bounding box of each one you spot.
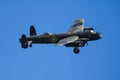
[67,18,84,34]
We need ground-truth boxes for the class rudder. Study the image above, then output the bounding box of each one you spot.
[30,25,37,36]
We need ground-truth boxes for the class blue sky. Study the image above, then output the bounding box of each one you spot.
[0,0,120,80]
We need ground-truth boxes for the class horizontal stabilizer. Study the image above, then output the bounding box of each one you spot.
[55,36,79,46]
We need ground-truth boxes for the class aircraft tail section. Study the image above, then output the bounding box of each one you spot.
[67,18,84,33]
[30,25,37,36]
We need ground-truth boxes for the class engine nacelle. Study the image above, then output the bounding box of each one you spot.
[64,41,85,47]
[84,27,94,31]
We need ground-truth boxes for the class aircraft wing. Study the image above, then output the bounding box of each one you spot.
[55,36,79,46]
[67,18,84,34]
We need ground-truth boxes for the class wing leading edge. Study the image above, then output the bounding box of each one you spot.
[55,36,79,46]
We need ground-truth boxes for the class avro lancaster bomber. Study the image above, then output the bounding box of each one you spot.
[19,18,101,54]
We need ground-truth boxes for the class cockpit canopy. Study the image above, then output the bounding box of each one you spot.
[42,32,52,35]
[90,30,96,34]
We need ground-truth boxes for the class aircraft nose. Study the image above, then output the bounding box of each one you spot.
[97,32,102,39]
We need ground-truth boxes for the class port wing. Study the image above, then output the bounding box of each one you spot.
[55,36,79,46]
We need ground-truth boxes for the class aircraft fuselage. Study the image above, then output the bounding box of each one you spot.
[25,30,101,44]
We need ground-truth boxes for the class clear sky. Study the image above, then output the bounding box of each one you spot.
[0,0,120,80]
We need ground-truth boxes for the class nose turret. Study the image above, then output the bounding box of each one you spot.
[96,32,102,39]
[90,31,102,40]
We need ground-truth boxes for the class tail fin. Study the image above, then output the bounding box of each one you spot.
[30,25,37,36]
[67,18,84,33]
